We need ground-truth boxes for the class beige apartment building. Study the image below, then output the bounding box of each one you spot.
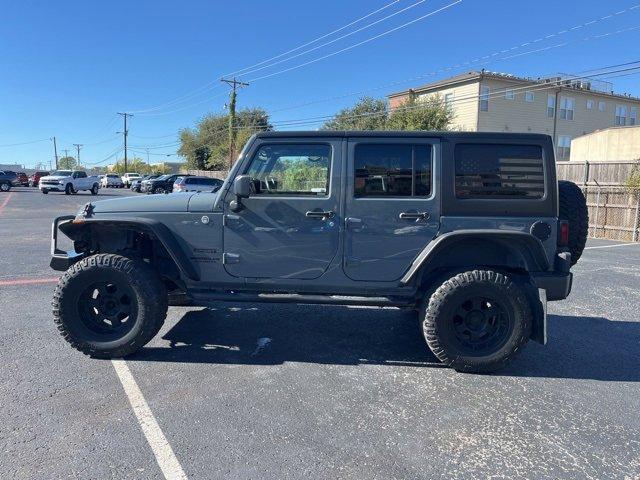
[388,71,640,160]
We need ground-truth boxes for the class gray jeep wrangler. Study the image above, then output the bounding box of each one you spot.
[50,132,588,373]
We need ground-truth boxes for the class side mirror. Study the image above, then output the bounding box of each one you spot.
[234,175,252,198]
[230,175,252,212]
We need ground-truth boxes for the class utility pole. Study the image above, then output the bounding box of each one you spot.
[220,77,249,170]
[51,137,59,169]
[145,148,151,166]
[117,112,133,172]
[62,149,70,168]
[73,144,83,168]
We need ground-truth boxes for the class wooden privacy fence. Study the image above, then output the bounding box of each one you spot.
[556,161,640,242]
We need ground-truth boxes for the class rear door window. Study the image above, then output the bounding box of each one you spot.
[454,144,544,199]
[354,144,432,197]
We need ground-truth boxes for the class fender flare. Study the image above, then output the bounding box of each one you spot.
[60,217,200,281]
[400,229,550,285]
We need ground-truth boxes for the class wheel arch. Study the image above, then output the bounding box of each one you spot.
[60,218,199,281]
[401,230,550,287]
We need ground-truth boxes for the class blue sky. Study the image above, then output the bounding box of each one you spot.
[2,0,640,168]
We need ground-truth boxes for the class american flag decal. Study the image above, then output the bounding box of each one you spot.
[455,146,544,199]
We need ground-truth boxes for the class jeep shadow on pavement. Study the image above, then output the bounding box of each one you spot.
[49,131,588,373]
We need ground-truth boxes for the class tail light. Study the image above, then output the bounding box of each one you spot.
[559,220,570,246]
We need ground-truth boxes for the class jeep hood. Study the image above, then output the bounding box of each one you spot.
[89,192,197,213]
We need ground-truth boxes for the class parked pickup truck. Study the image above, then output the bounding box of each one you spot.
[49,131,588,373]
[40,170,100,195]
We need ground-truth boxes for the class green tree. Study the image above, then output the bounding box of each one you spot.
[322,97,387,131]
[178,108,272,170]
[58,156,77,169]
[386,95,453,131]
[625,162,640,195]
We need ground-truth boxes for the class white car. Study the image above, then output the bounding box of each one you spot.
[122,172,141,187]
[101,174,124,188]
[39,170,100,195]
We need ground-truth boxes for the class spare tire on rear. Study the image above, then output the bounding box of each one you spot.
[558,180,588,265]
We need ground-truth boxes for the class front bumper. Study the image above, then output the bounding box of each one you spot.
[50,215,83,271]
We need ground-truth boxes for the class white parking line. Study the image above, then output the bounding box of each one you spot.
[112,359,188,480]
[584,243,639,250]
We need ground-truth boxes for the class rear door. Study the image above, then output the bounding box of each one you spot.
[223,139,341,279]
[343,137,440,282]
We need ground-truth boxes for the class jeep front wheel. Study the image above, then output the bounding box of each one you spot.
[422,270,531,373]
[52,254,168,358]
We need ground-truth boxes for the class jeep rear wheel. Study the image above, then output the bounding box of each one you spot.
[422,270,531,373]
[52,254,168,358]
[558,180,588,265]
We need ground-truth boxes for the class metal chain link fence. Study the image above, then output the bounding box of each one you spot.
[583,184,640,242]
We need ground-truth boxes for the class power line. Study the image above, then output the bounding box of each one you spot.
[266,4,640,114]
[236,0,432,78]
[130,1,403,115]
[225,0,402,77]
[247,0,463,83]
[0,138,49,148]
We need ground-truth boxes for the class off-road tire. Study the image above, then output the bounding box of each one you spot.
[52,254,168,358]
[558,180,588,265]
[90,184,99,195]
[422,270,532,373]
[0,182,11,192]
[64,183,74,195]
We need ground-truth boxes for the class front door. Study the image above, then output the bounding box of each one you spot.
[223,140,341,280]
[344,138,440,282]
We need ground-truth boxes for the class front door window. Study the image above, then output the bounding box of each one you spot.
[245,144,331,196]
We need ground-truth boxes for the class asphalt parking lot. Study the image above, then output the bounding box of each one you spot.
[1,186,639,479]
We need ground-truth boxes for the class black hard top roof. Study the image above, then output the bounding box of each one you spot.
[253,130,552,141]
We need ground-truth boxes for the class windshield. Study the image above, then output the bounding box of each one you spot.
[155,175,169,181]
[51,170,72,176]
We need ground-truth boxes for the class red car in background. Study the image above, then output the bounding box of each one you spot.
[16,172,29,186]
[28,171,50,187]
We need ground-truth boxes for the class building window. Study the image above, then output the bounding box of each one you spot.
[615,105,627,126]
[560,97,575,120]
[599,101,606,112]
[557,136,571,159]
[547,94,556,118]
[631,107,638,126]
[480,85,490,112]
[354,144,432,197]
[505,89,515,100]
[586,100,594,110]
[525,91,535,102]
[454,144,545,199]
[444,93,454,108]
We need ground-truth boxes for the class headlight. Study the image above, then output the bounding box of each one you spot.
[58,181,65,185]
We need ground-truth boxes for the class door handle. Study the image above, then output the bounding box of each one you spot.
[305,210,335,219]
[399,212,430,220]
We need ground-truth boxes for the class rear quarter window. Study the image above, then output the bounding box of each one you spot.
[454,144,544,199]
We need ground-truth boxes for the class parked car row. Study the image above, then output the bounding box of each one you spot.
[1,169,223,195]
[139,174,223,194]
